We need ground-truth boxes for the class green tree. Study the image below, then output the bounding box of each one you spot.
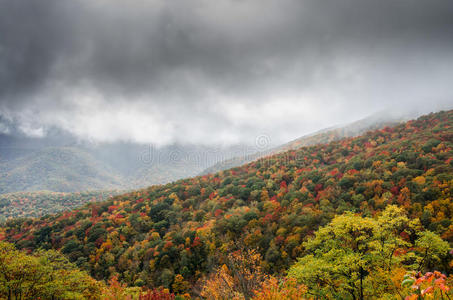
[0,241,103,299]
[288,205,450,300]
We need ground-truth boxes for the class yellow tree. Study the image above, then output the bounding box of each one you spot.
[288,206,450,300]
[201,249,266,300]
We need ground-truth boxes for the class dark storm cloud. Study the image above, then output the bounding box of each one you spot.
[0,0,452,144]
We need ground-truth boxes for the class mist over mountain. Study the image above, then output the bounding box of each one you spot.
[3,109,453,299]
[1,0,453,147]
[0,0,453,298]
[200,109,422,175]
[0,125,261,193]
[0,109,426,194]
[0,0,451,195]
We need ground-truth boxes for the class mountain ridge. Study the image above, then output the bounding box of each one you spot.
[200,110,410,175]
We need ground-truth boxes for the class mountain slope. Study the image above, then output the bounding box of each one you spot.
[2,110,452,291]
[201,111,408,175]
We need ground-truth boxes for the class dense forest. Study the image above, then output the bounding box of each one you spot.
[1,110,453,299]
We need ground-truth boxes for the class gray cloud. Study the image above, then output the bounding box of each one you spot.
[0,0,453,145]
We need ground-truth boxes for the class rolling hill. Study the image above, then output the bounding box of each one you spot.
[2,110,452,297]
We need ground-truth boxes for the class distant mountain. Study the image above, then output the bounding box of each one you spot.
[86,143,247,187]
[0,147,126,193]
[201,110,411,174]
[0,110,420,194]
[0,131,247,193]
[275,109,411,152]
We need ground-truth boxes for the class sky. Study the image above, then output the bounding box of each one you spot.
[0,0,453,146]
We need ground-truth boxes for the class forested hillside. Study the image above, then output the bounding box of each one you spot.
[201,111,405,175]
[2,110,453,299]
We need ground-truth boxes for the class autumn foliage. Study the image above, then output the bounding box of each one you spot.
[201,249,266,299]
[1,110,453,298]
[402,271,451,300]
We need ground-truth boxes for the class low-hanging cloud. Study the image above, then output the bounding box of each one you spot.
[1,0,453,145]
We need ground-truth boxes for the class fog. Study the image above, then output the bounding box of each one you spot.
[1,0,452,146]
